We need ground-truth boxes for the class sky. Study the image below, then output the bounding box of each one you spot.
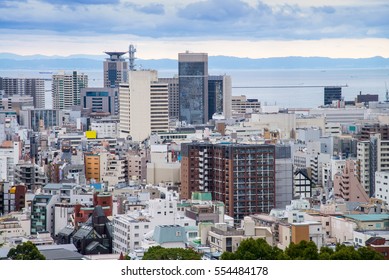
[1,0,389,59]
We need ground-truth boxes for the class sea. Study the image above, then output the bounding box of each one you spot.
[1,68,389,109]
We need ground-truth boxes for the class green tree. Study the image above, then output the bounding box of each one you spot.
[285,240,319,260]
[7,241,46,260]
[142,246,201,260]
[221,238,287,260]
[357,246,384,260]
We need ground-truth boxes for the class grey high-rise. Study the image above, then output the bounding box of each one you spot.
[178,52,208,125]
[103,51,128,88]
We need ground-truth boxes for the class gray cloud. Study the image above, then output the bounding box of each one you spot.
[178,0,252,21]
[42,0,119,4]
[0,1,388,41]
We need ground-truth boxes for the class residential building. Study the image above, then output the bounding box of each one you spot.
[294,169,313,198]
[181,142,281,224]
[30,194,58,235]
[20,109,63,131]
[90,117,119,138]
[14,162,47,191]
[375,171,389,205]
[119,70,169,141]
[0,183,27,215]
[334,160,369,202]
[0,77,45,108]
[178,52,208,124]
[103,51,128,88]
[52,71,88,110]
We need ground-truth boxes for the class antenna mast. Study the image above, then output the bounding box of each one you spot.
[129,44,136,71]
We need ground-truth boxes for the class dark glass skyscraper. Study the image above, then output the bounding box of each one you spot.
[324,86,342,105]
[178,52,208,125]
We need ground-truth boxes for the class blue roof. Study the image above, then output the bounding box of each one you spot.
[344,214,389,222]
[153,225,187,244]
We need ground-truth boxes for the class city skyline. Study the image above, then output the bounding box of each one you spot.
[0,0,389,59]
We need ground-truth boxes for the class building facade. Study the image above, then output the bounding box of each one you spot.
[52,71,88,110]
[208,75,232,119]
[0,77,45,108]
[181,143,277,224]
[103,51,128,88]
[324,86,342,105]
[81,87,119,115]
[178,52,208,125]
[119,70,169,142]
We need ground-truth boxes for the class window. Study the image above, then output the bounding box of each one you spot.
[134,225,139,229]
[144,225,149,229]
[176,231,181,237]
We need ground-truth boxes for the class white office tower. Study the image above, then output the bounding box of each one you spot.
[119,70,169,142]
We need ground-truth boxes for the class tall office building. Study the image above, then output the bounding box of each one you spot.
[178,52,208,125]
[208,75,232,119]
[119,70,169,142]
[181,143,283,224]
[324,86,342,105]
[103,51,128,88]
[0,77,45,108]
[158,77,179,120]
[81,87,119,115]
[52,71,88,110]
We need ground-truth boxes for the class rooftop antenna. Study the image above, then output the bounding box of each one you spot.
[129,44,137,71]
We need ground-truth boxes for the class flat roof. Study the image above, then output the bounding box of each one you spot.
[344,214,389,222]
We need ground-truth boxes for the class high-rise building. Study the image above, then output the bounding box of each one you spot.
[158,77,179,120]
[178,52,208,125]
[81,87,119,115]
[208,75,232,119]
[103,51,128,88]
[20,109,64,131]
[52,71,88,110]
[357,133,389,197]
[181,143,280,224]
[119,70,169,142]
[324,86,342,105]
[0,77,45,108]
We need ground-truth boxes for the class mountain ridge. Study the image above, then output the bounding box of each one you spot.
[0,53,388,70]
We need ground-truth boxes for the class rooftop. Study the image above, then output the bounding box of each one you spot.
[344,214,389,222]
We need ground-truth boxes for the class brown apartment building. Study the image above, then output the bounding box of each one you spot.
[181,142,288,224]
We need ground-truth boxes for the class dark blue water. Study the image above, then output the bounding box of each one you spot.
[1,68,388,108]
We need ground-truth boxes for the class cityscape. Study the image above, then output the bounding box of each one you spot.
[0,0,389,261]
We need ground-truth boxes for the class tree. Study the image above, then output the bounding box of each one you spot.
[142,246,201,260]
[7,241,46,260]
[285,240,319,260]
[221,238,287,260]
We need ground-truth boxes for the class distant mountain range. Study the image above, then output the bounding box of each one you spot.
[0,53,388,70]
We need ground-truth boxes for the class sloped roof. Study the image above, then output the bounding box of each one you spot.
[153,225,187,244]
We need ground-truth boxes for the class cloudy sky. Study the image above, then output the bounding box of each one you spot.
[1,0,389,58]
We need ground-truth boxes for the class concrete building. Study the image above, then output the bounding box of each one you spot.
[181,142,284,224]
[0,183,27,215]
[0,77,45,108]
[375,171,389,205]
[103,51,128,88]
[178,52,208,125]
[81,87,119,115]
[158,77,179,120]
[90,117,119,138]
[113,196,196,254]
[52,71,88,110]
[294,169,313,198]
[146,144,180,185]
[119,70,169,142]
[14,162,47,191]
[0,141,20,182]
[357,134,389,196]
[20,109,63,131]
[231,95,261,116]
[334,160,369,202]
